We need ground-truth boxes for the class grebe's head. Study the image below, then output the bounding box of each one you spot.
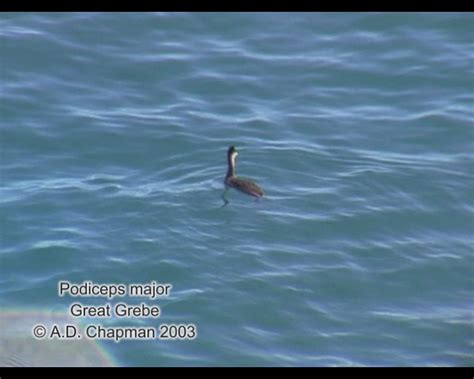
[228,145,238,157]
[227,145,238,166]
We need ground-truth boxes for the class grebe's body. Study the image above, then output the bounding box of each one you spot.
[222,146,264,206]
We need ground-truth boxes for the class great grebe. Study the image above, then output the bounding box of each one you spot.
[222,145,264,207]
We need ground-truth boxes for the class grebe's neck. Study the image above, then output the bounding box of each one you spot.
[226,151,237,178]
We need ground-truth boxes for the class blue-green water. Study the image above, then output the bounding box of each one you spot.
[1,12,473,366]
